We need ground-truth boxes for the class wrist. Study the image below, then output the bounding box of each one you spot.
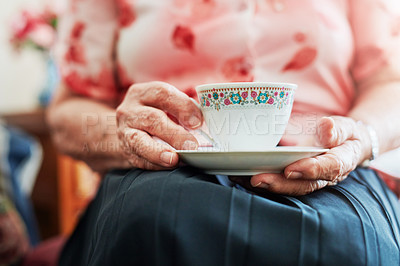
[356,121,380,166]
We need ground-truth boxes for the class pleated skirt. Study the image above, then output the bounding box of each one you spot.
[59,167,400,266]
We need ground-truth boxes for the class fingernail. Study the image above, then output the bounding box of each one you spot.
[252,182,269,189]
[287,171,303,179]
[188,116,201,128]
[160,151,174,165]
[182,140,198,150]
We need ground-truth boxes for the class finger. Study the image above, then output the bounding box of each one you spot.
[124,106,199,150]
[250,173,330,196]
[139,82,203,129]
[125,152,174,171]
[317,116,359,148]
[284,139,362,181]
[119,139,173,170]
[121,128,179,167]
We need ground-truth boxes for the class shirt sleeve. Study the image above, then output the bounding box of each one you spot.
[349,0,400,82]
[55,0,120,101]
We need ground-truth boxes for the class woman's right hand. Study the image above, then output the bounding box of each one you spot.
[116,81,203,170]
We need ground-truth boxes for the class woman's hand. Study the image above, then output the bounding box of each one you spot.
[230,116,372,196]
[116,81,202,170]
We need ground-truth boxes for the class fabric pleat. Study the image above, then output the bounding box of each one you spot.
[284,197,320,266]
[59,167,400,266]
[224,188,252,266]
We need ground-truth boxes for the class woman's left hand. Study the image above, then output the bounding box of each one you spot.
[230,116,372,196]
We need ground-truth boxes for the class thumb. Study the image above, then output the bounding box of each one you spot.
[317,116,358,148]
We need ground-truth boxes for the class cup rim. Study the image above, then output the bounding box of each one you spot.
[195,82,298,93]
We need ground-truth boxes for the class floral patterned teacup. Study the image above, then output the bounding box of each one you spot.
[195,82,297,151]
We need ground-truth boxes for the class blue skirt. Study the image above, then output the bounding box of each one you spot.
[59,167,400,266]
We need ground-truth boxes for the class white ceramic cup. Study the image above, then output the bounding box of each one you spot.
[195,82,297,151]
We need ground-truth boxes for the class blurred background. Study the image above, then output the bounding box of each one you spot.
[1,0,53,113]
[0,1,98,262]
[1,0,399,264]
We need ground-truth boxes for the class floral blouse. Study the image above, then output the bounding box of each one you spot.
[56,0,400,115]
[55,0,400,191]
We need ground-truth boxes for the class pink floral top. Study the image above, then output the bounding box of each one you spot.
[56,0,400,116]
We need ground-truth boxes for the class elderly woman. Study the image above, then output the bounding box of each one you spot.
[48,0,400,265]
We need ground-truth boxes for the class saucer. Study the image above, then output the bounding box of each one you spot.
[176,147,328,176]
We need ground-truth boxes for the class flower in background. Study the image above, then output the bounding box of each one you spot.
[9,6,58,52]
[9,4,62,106]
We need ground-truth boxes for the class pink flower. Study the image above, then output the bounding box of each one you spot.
[9,6,59,51]
[220,92,224,97]
[10,10,38,41]
[268,98,274,104]
[274,91,278,96]
[241,91,248,98]
[208,94,211,98]
[251,91,257,98]
[206,100,210,106]
[29,23,55,49]
[224,99,230,105]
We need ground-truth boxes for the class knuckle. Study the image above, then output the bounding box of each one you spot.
[142,159,154,170]
[329,154,344,181]
[140,111,162,131]
[152,86,167,102]
[125,84,143,102]
[143,160,164,170]
[125,131,149,155]
[304,182,317,194]
[116,107,139,128]
[314,154,345,182]
[125,129,140,143]
[128,156,141,168]
[126,109,160,129]
[127,83,139,92]
[305,180,326,194]
[116,128,125,141]
[128,82,148,95]
[135,159,150,170]
[116,105,129,124]
[147,83,172,103]
[150,82,180,109]
[164,90,176,109]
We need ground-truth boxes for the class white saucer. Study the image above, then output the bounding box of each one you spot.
[177,147,328,176]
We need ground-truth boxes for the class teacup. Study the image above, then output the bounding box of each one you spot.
[195,82,297,151]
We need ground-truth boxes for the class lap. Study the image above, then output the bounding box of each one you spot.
[59,167,400,266]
